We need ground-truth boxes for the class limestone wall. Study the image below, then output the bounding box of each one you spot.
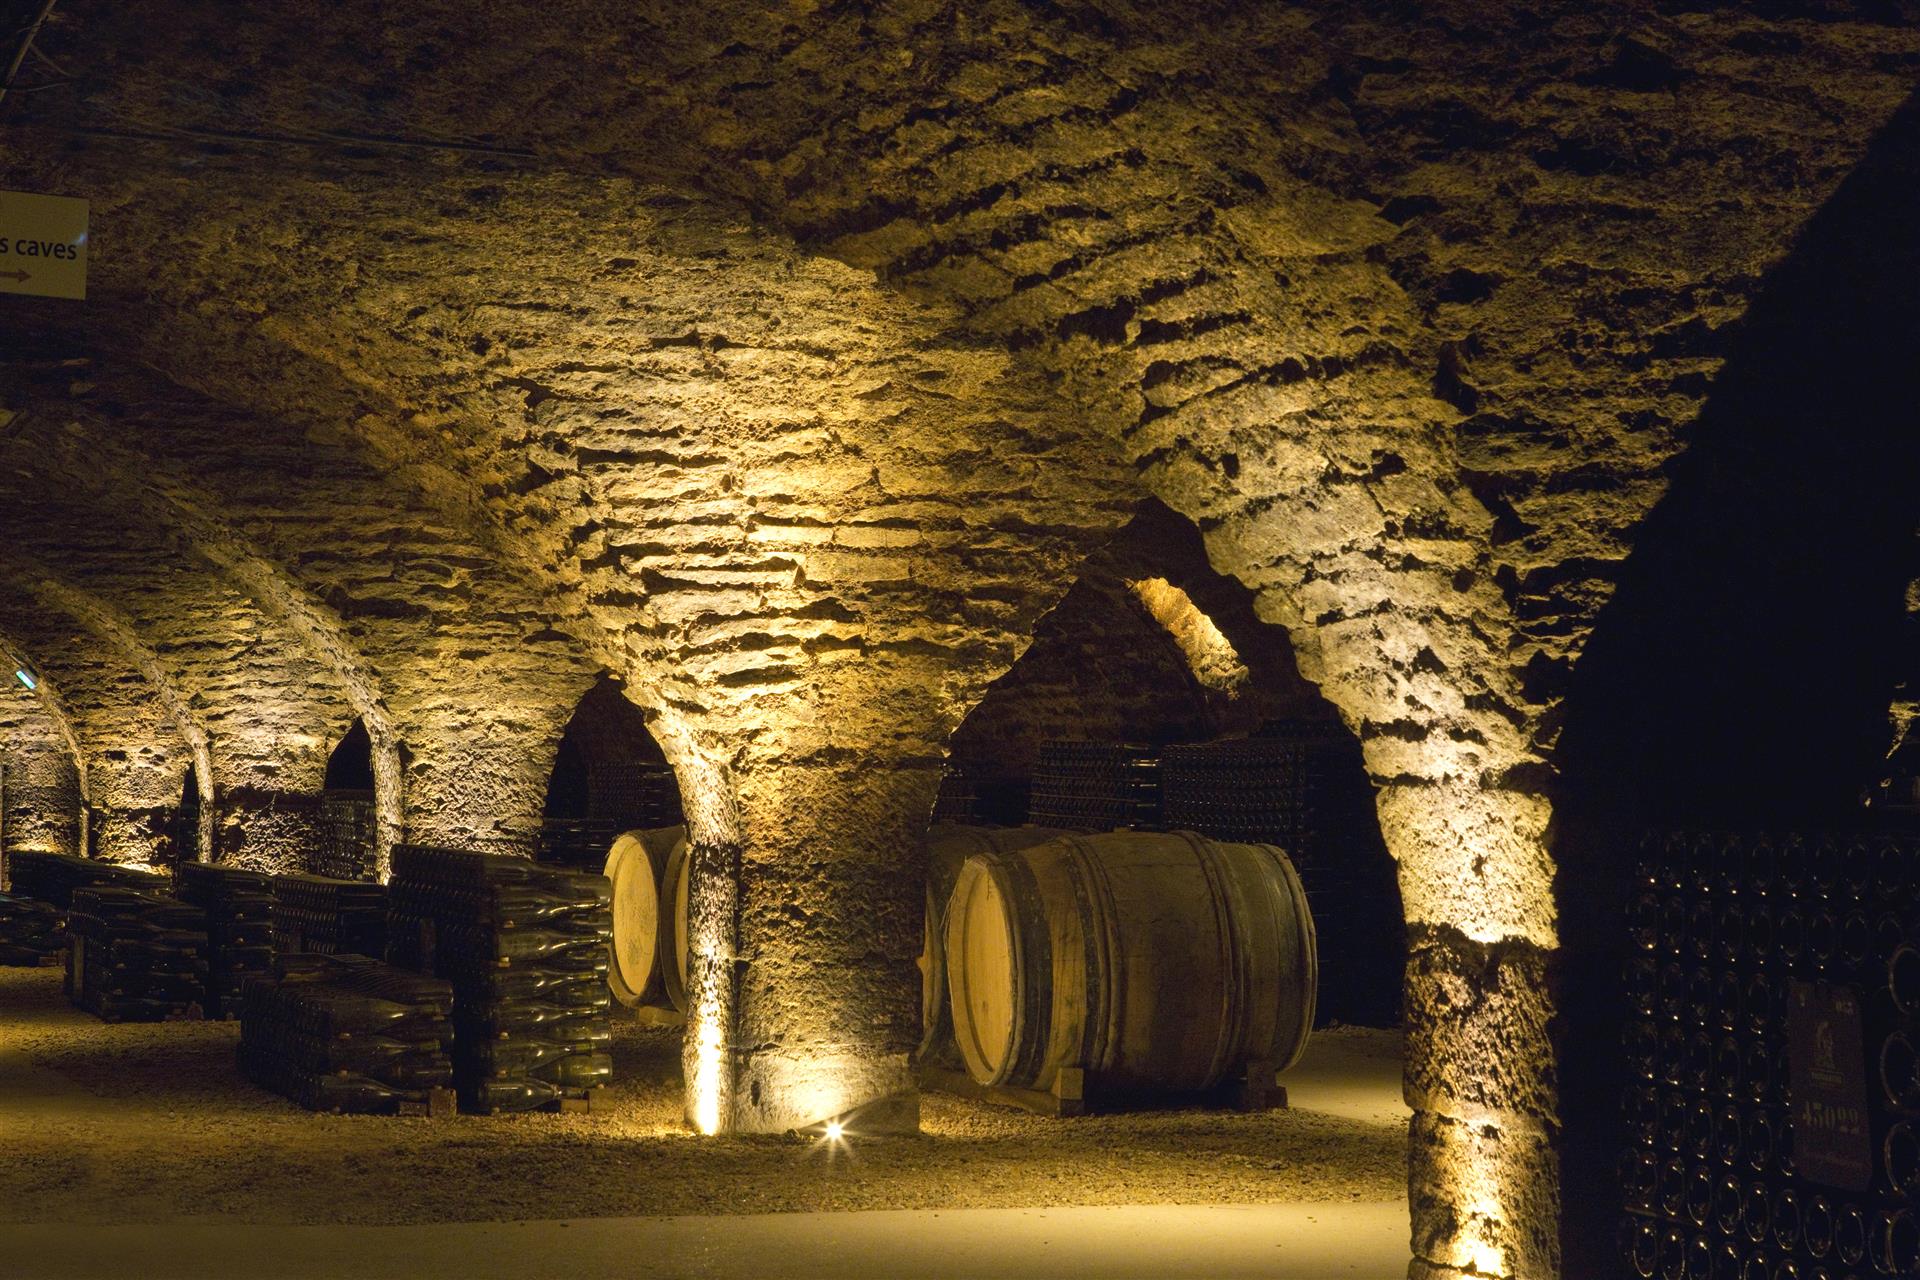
[0,4,1915,1273]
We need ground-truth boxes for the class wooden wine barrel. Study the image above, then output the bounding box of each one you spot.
[602,825,688,1009]
[920,825,1069,1063]
[944,830,1316,1094]
[662,834,691,1012]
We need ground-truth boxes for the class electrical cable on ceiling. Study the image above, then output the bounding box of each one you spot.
[0,0,60,113]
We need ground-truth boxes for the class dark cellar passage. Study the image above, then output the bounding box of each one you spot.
[2,3,1920,1277]
[324,720,375,792]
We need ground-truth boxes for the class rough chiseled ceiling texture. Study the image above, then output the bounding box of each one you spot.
[2,2,1917,1276]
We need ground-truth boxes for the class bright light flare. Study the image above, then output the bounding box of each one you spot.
[14,668,35,690]
[824,1120,844,1142]
[690,1014,724,1136]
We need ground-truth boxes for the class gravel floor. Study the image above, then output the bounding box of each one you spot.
[0,967,1406,1225]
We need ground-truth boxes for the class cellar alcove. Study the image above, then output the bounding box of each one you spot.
[539,677,692,1029]
[1551,84,1920,1276]
[940,500,1408,1031]
[316,718,380,880]
[165,762,201,872]
[323,720,375,792]
[538,676,686,858]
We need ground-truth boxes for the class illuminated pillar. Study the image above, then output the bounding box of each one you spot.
[86,746,184,867]
[1380,782,1561,1280]
[684,757,935,1135]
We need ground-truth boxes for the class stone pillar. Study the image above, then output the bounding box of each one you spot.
[87,746,184,867]
[0,739,82,870]
[1380,782,1560,1280]
[89,805,174,866]
[684,757,937,1135]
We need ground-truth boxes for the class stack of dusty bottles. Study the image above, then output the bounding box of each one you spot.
[238,952,454,1114]
[386,845,613,1113]
[65,886,208,1021]
[175,862,276,1019]
[0,891,62,965]
[271,873,387,957]
[9,850,164,906]
[1026,739,1161,831]
[1619,829,1920,1278]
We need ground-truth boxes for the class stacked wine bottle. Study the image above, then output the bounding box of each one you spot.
[386,845,613,1114]
[272,874,388,958]
[65,886,208,1021]
[1027,740,1161,831]
[238,953,454,1114]
[10,850,165,907]
[535,818,621,871]
[314,789,379,881]
[931,762,1029,827]
[1620,829,1920,1279]
[585,761,684,830]
[0,892,62,965]
[175,863,277,1019]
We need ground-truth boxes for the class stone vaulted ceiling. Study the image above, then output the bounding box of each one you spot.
[2,3,1917,1276]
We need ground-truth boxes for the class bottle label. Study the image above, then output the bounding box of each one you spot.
[1789,980,1872,1191]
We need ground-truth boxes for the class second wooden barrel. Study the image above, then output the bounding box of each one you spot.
[944,830,1316,1093]
[603,825,689,1009]
[921,824,1069,1062]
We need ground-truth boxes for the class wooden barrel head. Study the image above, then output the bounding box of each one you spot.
[920,825,1067,1061]
[604,831,662,1008]
[663,835,692,1012]
[945,855,1020,1084]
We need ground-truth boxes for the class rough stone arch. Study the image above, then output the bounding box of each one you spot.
[5,5,1919,1272]
[0,599,191,865]
[0,564,218,861]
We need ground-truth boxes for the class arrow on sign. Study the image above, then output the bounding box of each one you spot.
[0,270,28,283]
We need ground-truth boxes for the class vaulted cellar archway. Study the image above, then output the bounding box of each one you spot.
[539,675,686,852]
[942,500,1407,1031]
[314,718,383,881]
[1,7,1917,1277]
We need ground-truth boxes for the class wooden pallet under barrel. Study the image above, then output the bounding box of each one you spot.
[920,1060,1288,1118]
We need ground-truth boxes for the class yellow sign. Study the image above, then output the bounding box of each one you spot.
[0,191,88,300]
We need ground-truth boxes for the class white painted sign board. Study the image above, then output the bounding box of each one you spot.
[0,191,88,300]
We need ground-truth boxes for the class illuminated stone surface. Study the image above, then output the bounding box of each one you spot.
[0,4,1915,1275]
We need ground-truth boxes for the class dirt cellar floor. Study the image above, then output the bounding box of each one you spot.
[0,967,1406,1225]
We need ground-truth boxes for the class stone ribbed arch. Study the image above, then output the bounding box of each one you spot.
[0,564,218,859]
[0,403,366,869]
[1,346,608,863]
[16,427,405,869]
[10,5,1920,1273]
[0,597,191,865]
